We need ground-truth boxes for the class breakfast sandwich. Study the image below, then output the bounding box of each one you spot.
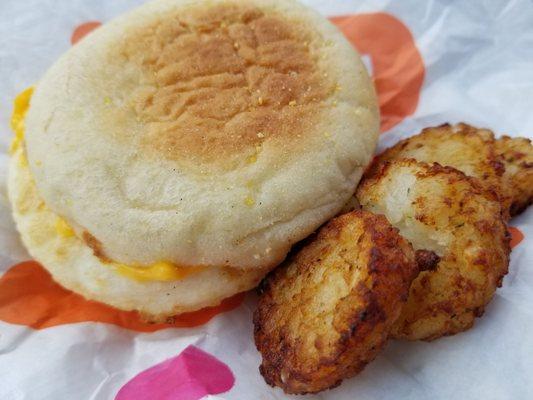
[8,0,379,318]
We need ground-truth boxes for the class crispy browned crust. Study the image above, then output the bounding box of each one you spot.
[357,159,510,341]
[81,231,111,262]
[253,210,418,394]
[122,2,335,168]
[415,249,440,272]
[364,123,511,218]
[495,135,533,216]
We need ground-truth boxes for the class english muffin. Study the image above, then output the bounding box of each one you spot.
[8,0,379,317]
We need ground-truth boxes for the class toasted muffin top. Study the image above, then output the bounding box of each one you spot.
[23,0,378,269]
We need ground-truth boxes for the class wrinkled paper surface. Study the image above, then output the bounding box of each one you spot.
[1,0,532,399]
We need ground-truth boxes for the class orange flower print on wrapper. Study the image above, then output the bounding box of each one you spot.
[71,21,101,44]
[509,226,524,249]
[330,14,425,133]
[0,261,244,332]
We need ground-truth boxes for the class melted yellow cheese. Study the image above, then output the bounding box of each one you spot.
[11,87,205,283]
[55,217,75,238]
[10,87,34,153]
[113,262,205,282]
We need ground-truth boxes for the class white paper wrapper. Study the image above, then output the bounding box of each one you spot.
[1,1,532,399]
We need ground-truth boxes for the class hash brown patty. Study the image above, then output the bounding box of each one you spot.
[357,160,510,341]
[254,210,418,394]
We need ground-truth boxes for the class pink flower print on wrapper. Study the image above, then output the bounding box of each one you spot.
[115,346,235,400]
